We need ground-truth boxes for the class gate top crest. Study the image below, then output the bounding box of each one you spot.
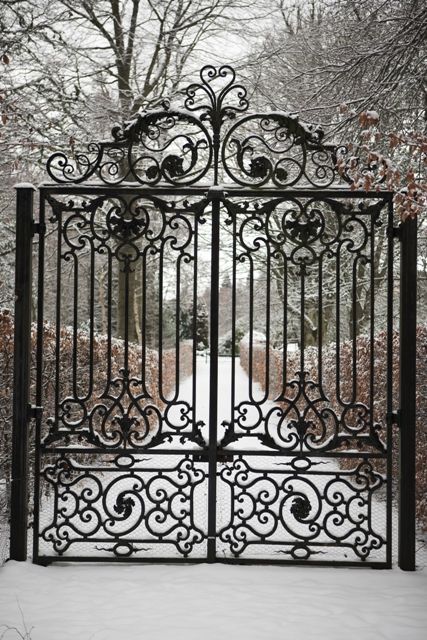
[46,65,378,189]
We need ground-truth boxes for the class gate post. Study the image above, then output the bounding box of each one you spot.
[399,216,417,571]
[10,184,35,561]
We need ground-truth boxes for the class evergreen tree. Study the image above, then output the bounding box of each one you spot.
[180,299,209,350]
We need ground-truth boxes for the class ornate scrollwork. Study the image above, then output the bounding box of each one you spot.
[184,65,249,126]
[45,65,375,189]
[260,370,385,453]
[47,105,212,186]
[40,454,207,558]
[335,144,387,186]
[36,65,392,567]
[221,369,384,455]
[43,192,208,451]
[220,195,387,454]
[223,195,384,277]
[222,113,338,188]
[218,456,386,561]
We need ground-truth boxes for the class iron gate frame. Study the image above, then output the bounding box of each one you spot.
[10,65,417,569]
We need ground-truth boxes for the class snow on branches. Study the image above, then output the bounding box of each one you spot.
[337,106,426,220]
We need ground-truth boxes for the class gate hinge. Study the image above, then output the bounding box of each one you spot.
[386,410,400,427]
[32,221,46,236]
[388,225,401,240]
[28,404,43,420]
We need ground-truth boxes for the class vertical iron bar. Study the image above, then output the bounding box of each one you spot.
[175,254,181,398]
[318,256,323,386]
[369,212,375,462]
[230,210,237,441]
[105,250,113,393]
[282,258,288,394]
[88,239,95,397]
[264,244,271,400]
[248,258,254,400]
[399,216,417,571]
[54,208,62,433]
[207,194,220,562]
[158,247,165,401]
[33,192,45,562]
[124,255,130,374]
[140,251,147,391]
[10,184,35,561]
[335,251,342,404]
[386,197,394,569]
[192,214,198,439]
[300,265,305,373]
[72,255,79,397]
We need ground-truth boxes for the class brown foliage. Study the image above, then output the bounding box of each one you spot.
[336,124,427,221]
[0,308,192,477]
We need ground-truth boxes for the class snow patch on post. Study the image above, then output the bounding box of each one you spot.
[14,183,36,190]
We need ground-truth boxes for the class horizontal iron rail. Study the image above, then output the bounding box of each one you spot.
[39,184,394,200]
[33,555,390,569]
[39,447,388,458]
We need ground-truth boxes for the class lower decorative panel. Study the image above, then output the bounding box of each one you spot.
[36,453,209,560]
[35,451,389,564]
[216,454,389,564]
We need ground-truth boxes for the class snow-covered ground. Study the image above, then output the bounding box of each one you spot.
[1,559,427,639]
[1,356,426,638]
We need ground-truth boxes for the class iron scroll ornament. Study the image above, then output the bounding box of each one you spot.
[42,191,208,451]
[46,65,382,189]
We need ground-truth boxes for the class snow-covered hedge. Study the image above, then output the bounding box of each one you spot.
[240,329,427,531]
[0,309,193,562]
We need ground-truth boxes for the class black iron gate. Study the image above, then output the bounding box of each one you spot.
[12,66,417,568]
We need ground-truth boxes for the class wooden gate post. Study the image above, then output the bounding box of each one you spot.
[399,216,417,571]
[10,184,35,561]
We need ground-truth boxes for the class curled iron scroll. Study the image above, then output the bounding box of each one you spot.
[222,113,337,188]
[45,65,385,189]
[47,108,213,186]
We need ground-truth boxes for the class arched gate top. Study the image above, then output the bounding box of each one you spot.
[46,65,370,189]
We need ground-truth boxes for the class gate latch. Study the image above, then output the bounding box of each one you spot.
[388,225,401,240]
[193,449,234,463]
[207,186,227,201]
[32,221,46,236]
[28,404,43,420]
[386,410,400,427]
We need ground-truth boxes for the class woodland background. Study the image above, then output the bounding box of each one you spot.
[0,0,426,562]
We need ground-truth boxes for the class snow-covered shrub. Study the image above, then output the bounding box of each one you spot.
[0,309,193,562]
[29,319,192,443]
[0,310,13,484]
[218,327,246,356]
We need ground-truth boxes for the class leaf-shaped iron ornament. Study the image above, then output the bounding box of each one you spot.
[46,65,384,188]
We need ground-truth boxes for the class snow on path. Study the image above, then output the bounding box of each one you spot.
[0,560,426,640]
[181,356,389,563]
[178,354,283,445]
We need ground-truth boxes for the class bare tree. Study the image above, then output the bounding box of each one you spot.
[0,0,268,327]
[241,0,427,333]
[245,0,426,134]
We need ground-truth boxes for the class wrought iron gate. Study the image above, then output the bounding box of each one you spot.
[12,66,417,568]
